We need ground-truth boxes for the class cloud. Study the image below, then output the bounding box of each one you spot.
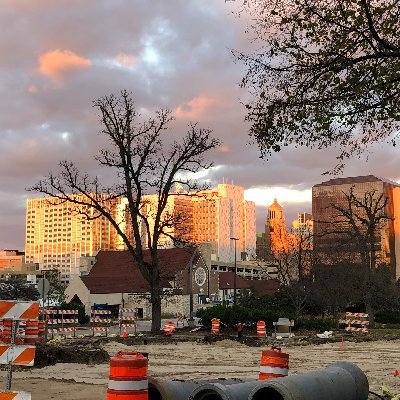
[38,49,92,81]
[175,96,222,119]
[113,53,138,69]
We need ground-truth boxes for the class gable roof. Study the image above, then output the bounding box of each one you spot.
[218,272,280,294]
[81,247,199,294]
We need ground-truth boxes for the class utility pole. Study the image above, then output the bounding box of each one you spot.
[230,237,239,306]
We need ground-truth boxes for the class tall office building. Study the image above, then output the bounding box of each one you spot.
[291,212,313,245]
[312,175,400,279]
[25,195,124,283]
[138,184,256,262]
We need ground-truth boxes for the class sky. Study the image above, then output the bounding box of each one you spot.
[1,0,399,250]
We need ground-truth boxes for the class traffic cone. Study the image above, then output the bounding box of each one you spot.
[394,369,399,377]
[122,327,128,338]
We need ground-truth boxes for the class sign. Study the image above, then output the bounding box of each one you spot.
[37,278,50,299]
[0,345,36,367]
[0,302,39,321]
[0,391,31,399]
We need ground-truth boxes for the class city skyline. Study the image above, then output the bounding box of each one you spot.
[1,0,399,250]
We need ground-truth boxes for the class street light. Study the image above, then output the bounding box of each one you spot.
[230,237,239,306]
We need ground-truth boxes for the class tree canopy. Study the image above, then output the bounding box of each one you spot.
[236,0,400,171]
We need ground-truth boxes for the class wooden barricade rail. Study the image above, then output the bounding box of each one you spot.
[119,308,137,336]
[340,312,369,333]
[45,309,78,338]
[91,308,111,337]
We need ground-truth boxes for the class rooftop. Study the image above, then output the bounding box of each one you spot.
[313,174,400,188]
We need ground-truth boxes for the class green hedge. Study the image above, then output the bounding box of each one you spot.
[375,311,400,324]
[196,306,337,332]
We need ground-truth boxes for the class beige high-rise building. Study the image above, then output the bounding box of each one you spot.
[138,184,256,262]
[25,195,124,284]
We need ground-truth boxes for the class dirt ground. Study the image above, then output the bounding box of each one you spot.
[1,338,399,399]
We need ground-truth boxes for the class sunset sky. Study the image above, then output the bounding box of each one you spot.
[1,0,399,249]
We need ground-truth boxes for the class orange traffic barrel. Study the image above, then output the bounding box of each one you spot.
[107,351,148,400]
[211,319,220,336]
[24,320,39,344]
[1,320,24,344]
[163,322,175,336]
[259,347,289,380]
[257,321,266,339]
[38,321,46,343]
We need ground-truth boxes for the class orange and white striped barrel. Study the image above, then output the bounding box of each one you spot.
[38,321,46,343]
[257,321,266,338]
[24,320,39,345]
[259,347,289,380]
[107,351,148,400]
[163,322,175,336]
[1,320,23,345]
[0,391,31,399]
[211,319,220,336]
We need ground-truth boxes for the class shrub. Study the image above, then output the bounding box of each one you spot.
[375,311,400,324]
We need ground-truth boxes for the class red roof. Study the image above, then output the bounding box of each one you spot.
[218,272,280,294]
[81,247,198,294]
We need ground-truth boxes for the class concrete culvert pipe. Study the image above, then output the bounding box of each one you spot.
[149,377,253,400]
[190,362,369,400]
[249,361,369,400]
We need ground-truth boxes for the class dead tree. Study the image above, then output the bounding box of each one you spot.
[29,91,219,332]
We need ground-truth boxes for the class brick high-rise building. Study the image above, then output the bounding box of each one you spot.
[312,175,400,279]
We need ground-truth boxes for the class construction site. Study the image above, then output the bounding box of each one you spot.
[1,321,400,400]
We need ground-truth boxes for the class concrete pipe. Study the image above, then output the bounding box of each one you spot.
[190,362,369,400]
[149,377,252,400]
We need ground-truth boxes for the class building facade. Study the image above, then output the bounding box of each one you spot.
[312,175,400,279]
[25,196,124,284]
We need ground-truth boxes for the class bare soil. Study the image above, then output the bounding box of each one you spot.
[1,335,399,399]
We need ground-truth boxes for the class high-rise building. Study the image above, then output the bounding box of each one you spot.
[139,184,256,262]
[291,212,313,244]
[312,175,400,279]
[25,195,124,284]
[26,184,256,282]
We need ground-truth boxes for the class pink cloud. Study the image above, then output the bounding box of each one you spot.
[27,85,38,94]
[175,96,222,119]
[114,53,138,68]
[38,49,92,81]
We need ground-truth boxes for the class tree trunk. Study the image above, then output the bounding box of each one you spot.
[150,267,162,333]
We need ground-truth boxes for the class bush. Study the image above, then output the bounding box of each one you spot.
[375,311,400,324]
[196,306,337,332]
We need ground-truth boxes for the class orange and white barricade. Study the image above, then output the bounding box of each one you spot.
[46,310,78,338]
[257,321,266,339]
[163,322,175,336]
[119,308,137,337]
[0,345,35,367]
[340,312,369,333]
[107,351,148,400]
[91,309,111,337]
[0,391,31,399]
[0,302,39,321]
[211,318,220,336]
[259,347,289,380]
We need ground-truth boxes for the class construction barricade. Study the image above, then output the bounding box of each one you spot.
[211,318,220,336]
[119,308,137,337]
[0,300,38,398]
[259,347,289,380]
[163,322,175,336]
[46,309,78,338]
[91,308,111,337]
[272,318,294,338]
[107,351,148,400]
[340,312,369,333]
[257,320,266,339]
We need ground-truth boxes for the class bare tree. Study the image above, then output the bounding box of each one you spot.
[268,230,313,318]
[29,91,219,332]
